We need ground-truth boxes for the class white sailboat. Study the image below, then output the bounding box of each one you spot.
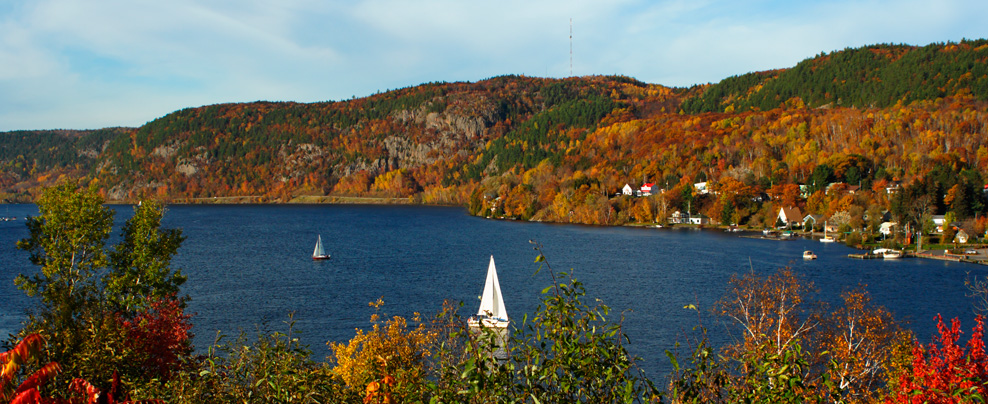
[820,221,835,243]
[312,235,331,260]
[468,256,509,329]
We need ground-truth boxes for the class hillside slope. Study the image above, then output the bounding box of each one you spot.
[1,41,986,233]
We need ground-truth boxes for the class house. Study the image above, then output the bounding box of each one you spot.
[825,182,860,195]
[694,182,709,195]
[622,184,634,196]
[669,210,690,224]
[865,210,892,223]
[955,229,970,244]
[885,181,901,194]
[778,206,803,228]
[798,185,810,198]
[689,214,711,225]
[803,214,824,229]
[880,222,897,236]
[825,222,839,233]
[640,183,655,197]
[932,215,947,233]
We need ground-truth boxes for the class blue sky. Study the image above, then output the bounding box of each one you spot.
[1,0,985,131]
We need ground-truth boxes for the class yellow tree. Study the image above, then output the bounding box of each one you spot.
[330,299,437,402]
[815,288,912,403]
[716,269,818,359]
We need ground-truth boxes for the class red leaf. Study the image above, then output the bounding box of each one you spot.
[14,362,61,395]
[9,388,41,404]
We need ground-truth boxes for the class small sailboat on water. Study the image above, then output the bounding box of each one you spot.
[468,256,509,329]
[820,221,835,243]
[312,235,331,260]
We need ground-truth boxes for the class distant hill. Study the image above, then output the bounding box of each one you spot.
[1,42,986,230]
[0,128,130,197]
[86,75,673,202]
[682,39,988,113]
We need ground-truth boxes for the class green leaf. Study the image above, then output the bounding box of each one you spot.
[665,349,680,372]
[535,254,545,262]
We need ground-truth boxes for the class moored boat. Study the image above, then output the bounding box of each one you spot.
[803,250,817,260]
[872,248,902,259]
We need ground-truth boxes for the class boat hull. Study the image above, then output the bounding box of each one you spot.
[312,255,331,260]
[468,317,509,329]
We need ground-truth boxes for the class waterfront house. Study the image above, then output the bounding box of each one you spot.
[803,214,824,230]
[778,206,803,228]
[689,214,711,225]
[622,184,633,196]
[669,210,690,224]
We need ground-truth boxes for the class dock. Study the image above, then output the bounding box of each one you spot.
[848,253,882,259]
[741,235,797,241]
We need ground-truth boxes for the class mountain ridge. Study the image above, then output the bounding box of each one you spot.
[2,41,986,231]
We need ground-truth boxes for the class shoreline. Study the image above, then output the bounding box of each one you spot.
[10,198,988,266]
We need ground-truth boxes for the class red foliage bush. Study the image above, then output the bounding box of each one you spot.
[889,314,988,403]
[121,295,193,380]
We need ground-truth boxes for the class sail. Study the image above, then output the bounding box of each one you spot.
[477,255,508,322]
[313,235,325,257]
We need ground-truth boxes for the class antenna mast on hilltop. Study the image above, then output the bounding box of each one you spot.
[569,18,573,77]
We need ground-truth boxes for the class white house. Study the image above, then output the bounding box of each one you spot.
[880,222,897,236]
[932,215,946,233]
[689,214,711,225]
[955,229,970,244]
[622,184,634,196]
[694,182,708,195]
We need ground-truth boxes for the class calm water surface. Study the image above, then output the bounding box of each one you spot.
[1,203,984,379]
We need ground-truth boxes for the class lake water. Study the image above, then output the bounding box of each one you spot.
[1,203,985,380]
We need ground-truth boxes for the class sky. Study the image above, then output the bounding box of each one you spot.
[1,0,986,131]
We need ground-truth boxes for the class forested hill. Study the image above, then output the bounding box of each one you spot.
[682,39,988,113]
[1,41,987,234]
[90,75,675,202]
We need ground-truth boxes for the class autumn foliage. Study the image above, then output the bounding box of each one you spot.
[889,315,988,403]
[2,42,988,236]
[120,295,193,381]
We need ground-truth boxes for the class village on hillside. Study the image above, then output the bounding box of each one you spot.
[609,179,987,262]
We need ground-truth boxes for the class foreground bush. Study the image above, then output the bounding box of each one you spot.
[142,316,352,403]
